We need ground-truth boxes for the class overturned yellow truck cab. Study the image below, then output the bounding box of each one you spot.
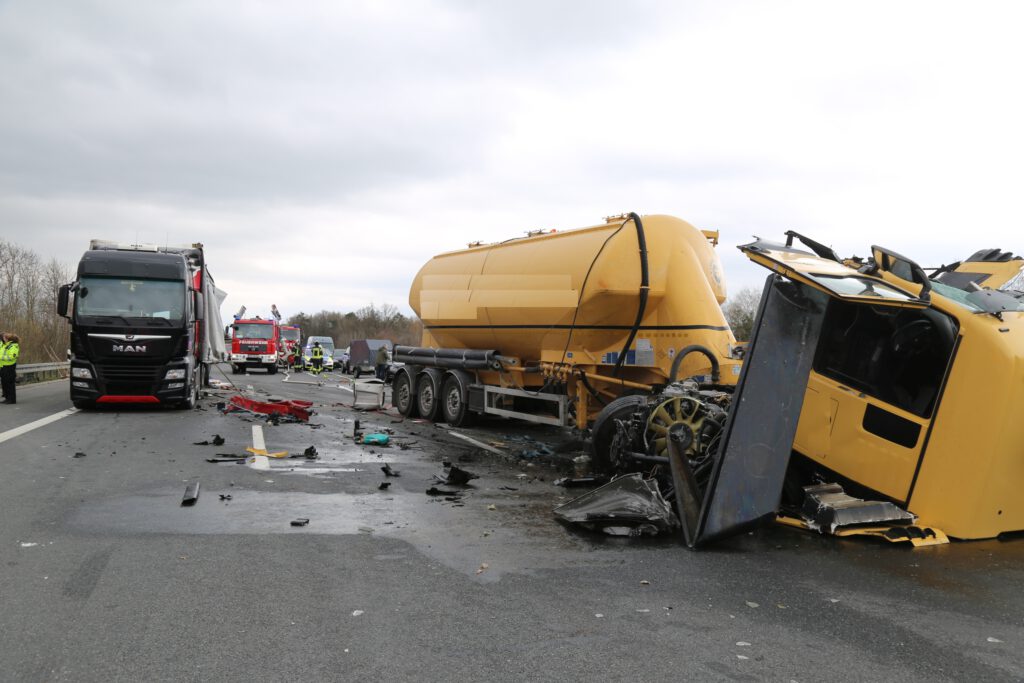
[744,235,1024,541]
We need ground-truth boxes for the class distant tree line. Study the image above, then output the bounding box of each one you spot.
[287,303,422,348]
[722,286,761,342]
[0,239,72,364]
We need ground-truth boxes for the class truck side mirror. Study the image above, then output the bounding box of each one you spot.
[194,292,205,320]
[57,284,71,318]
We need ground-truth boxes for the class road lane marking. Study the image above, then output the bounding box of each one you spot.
[0,408,79,445]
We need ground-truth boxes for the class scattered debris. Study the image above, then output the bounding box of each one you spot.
[289,445,319,460]
[219,494,233,501]
[381,463,400,477]
[193,435,226,446]
[19,542,38,548]
[801,483,915,533]
[475,563,489,575]
[640,580,650,586]
[487,504,497,511]
[498,486,518,491]
[987,637,1004,643]
[181,482,201,506]
[737,642,751,647]
[206,457,245,463]
[745,601,760,608]
[73,452,87,458]
[553,473,678,537]
[554,476,609,488]
[378,482,391,490]
[351,610,364,617]
[223,395,313,422]
[362,433,390,446]
[290,518,310,527]
[433,464,479,486]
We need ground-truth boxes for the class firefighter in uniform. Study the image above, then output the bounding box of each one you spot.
[310,341,324,375]
[0,333,20,404]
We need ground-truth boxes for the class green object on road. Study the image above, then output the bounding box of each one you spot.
[362,433,389,446]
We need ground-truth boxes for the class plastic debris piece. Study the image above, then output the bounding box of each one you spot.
[303,446,318,459]
[219,494,233,501]
[381,463,400,477]
[181,482,201,506]
[595,614,604,618]
[290,518,310,527]
[73,452,87,458]
[362,433,389,446]
[987,637,1003,643]
[475,563,489,575]
[737,642,751,647]
[552,473,678,536]
[352,610,364,617]
[745,601,759,608]
[640,580,650,586]
[487,504,497,511]
[20,542,38,547]
[378,482,391,490]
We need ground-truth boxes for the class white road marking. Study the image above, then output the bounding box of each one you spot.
[0,408,78,445]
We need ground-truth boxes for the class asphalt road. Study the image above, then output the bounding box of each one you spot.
[1,369,1022,682]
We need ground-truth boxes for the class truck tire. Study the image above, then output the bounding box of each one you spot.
[416,369,445,421]
[392,369,418,418]
[176,378,198,410]
[353,368,361,379]
[72,400,93,410]
[441,373,474,427]
[267,365,277,375]
[231,364,242,375]
[589,394,647,473]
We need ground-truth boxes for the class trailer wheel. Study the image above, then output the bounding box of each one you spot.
[72,400,94,410]
[416,369,444,421]
[267,365,277,375]
[590,394,647,473]
[393,370,418,417]
[231,364,242,375]
[441,374,474,427]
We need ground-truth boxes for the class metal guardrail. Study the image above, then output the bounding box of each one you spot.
[16,362,70,376]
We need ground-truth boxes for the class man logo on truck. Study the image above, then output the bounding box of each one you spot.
[112,344,147,352]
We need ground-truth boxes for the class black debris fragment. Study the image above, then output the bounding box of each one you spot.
[206,457,245,463]
[498,486,519,491]
[381,463,400,477]
[426,487,462,497]
[552,473,677,537]
[378,482,391,490]
[554,476,610,488]
[193,435,226,446]
[219,494,233,501]
[290,518,310,527]
[181,482,201,507]
[433,465,479,486]
[73,452,87,458]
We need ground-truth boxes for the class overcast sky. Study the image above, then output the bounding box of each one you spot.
[2,1,1023,320]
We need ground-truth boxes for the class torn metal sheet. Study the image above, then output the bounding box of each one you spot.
[800,483,915,533]
[776,516,949,547]
[671,276,828,547]
[553,473,678,536]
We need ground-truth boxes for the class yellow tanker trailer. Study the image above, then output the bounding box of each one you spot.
[395,213,743,445]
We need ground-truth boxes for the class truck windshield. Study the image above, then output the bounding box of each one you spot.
[234,324,275,339]
[280,328,300,341]
[76,277,185,323]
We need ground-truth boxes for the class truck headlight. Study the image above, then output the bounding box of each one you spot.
[165,369,186,380]
[72,381,89,388]
[72,367,93,379]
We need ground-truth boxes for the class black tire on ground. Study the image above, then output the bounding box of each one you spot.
[441,373,474,427]
[392,370,418,418]
[175,378,198,410]
[267,365,277,375]
[72,400,93,410]
[589,394,648,473]
[416,369,444,421]
[231,365,242,375]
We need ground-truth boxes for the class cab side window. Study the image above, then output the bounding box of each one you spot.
[813,301,958,418]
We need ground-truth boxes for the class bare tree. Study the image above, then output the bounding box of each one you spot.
[722,286,762,342]
[0,240,72,363]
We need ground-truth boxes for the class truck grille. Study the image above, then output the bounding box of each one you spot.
[96,364,161,383]
[240,342,267,353]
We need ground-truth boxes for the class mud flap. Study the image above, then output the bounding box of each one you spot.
[670,275,828,547]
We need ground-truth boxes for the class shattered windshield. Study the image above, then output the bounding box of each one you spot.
[805,274,918,301]
[931,280,1024,313]
[233,323,275,339]
[929,281,984,312]
[76,276,185,323]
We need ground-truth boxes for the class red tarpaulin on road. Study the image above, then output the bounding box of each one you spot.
[225,395,313,422]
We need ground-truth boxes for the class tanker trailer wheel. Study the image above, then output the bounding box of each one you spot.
[392,369,419,418]
[416,369,445,421]
[441,373,474,427]
[589,394,647,473]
